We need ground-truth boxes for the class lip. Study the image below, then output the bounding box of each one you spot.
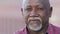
[29,19,41,26]
[28,17,41,22]
[29,19,40,21]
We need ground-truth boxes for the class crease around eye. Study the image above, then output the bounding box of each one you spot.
[37,8,44,10]
[26,8,32,11]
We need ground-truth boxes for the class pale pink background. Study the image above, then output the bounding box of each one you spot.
[0,0,60,34]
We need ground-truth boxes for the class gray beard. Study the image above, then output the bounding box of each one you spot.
[28,23,42,31]
[28,17,42,31]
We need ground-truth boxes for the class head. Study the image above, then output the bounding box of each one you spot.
[21,0,52,31]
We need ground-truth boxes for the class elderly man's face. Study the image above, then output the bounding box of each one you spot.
[21,0,52,31]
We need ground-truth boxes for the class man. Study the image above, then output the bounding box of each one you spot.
[14,0,60,34]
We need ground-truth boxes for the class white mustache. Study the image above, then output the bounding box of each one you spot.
[28,17,42,22]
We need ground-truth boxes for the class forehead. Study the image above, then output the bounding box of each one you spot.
[23,0,44,7]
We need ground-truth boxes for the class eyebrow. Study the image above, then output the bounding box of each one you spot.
[25,5,44,9]
[35,5,44,8]
[28,5,43,7]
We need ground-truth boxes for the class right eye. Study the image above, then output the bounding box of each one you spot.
[25,8,32,11]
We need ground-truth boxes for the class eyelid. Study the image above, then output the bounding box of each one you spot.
[37,7,44,10]
[25,7,32,11]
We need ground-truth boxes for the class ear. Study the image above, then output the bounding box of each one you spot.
[21,8,23,11]
[21,8,23,16]
[49,7,53,17]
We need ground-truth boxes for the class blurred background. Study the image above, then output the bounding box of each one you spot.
[0,0,60,34]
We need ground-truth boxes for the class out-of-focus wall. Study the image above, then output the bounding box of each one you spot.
[0,0,60,34]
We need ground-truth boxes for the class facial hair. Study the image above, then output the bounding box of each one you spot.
[28,17,42,31]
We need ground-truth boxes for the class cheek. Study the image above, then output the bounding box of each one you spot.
[39,11,49,17]
[38,12,49,23]
[23,11,31,24]
[23,11,30,17]
[23,13,30,25]
[39,12,49,27]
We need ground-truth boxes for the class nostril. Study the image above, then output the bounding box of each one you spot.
[30,11,38,16]
[30,13,38,17]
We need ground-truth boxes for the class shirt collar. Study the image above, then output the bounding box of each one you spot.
[25,27,48,34]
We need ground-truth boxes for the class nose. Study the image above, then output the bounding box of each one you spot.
[30,9,38,17]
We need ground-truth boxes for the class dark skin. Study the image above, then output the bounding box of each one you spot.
[21,0,52,34]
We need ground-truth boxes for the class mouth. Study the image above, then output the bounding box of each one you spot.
[28,17,42,25]
[29,19,40,22]
[28,17,42,22]
[29,19,41,25]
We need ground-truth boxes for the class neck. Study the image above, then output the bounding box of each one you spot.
[28,28,46,34]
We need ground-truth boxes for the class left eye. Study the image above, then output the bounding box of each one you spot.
[37,8,44,10]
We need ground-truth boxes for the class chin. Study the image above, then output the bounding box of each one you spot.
[28,24,42,31]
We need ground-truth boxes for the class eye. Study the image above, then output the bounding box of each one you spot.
[36,7,44,11]
[25,8,32,11]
